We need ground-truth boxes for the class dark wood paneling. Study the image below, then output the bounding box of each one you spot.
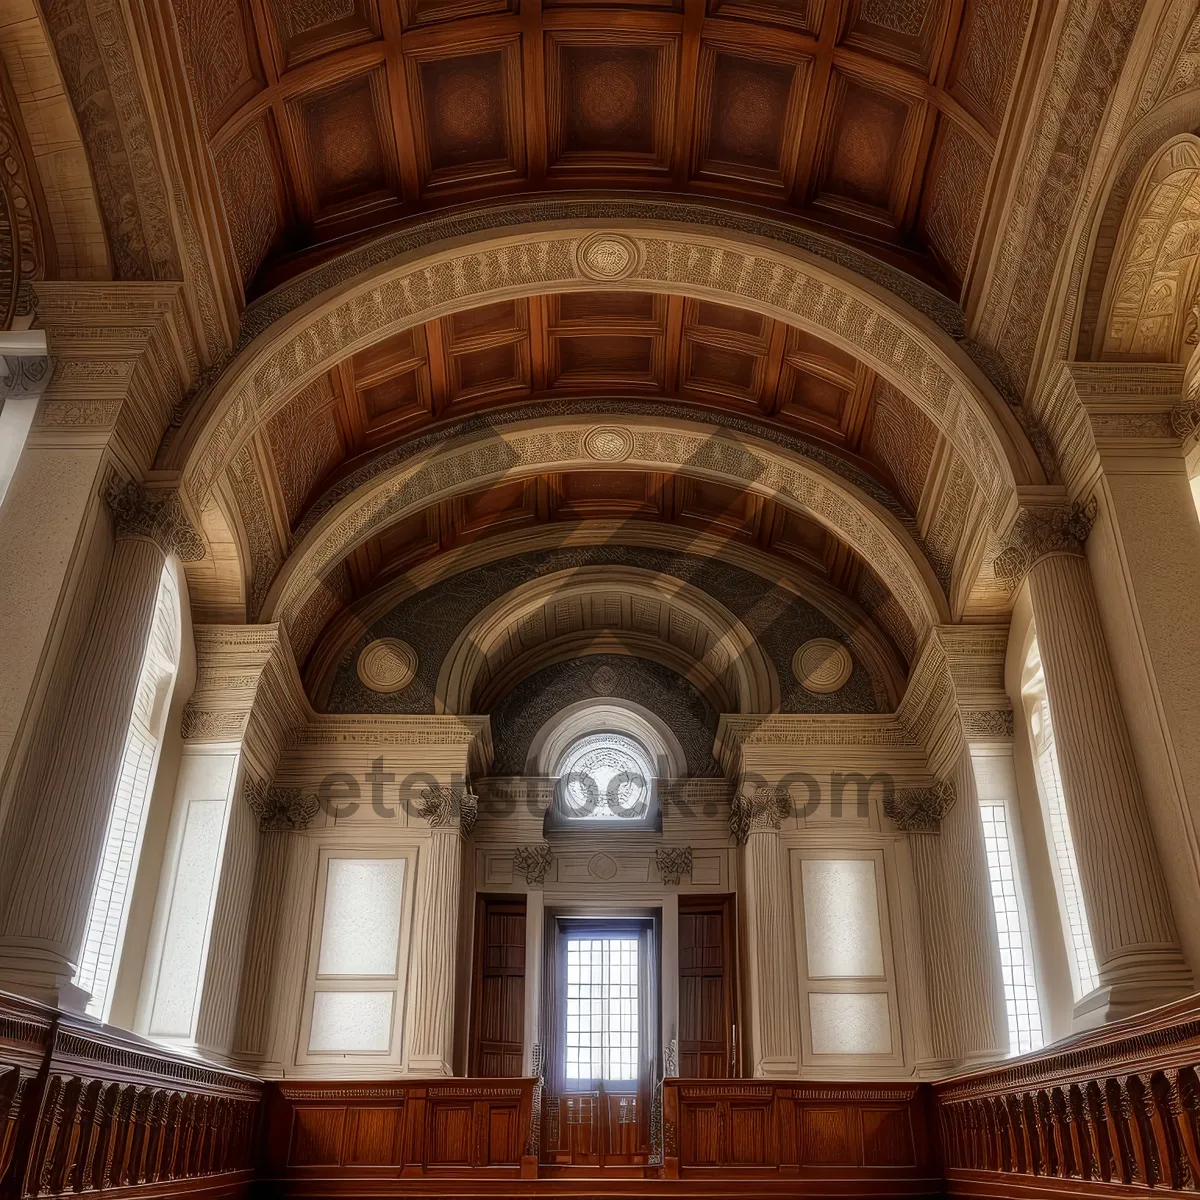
[678,895,737,1079]
[469,895,527,1078]
[663,1079,935,1185]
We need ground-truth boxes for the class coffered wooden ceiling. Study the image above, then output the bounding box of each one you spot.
[264,292,937,529]
[179,0,1031,295]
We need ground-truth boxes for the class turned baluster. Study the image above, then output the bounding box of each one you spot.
[1170,1068,1200,1191]
[108,1086,138,1189]
[1052,1087,1080,1177]
[1022,1092,1043,1175]
[1084,1080,1116,1183]
[34,1076,70,1197]
[1069,1084,1097,1180]
[995,1095,1013,1172]
[1006,1094,1028,1174]
[1154,1070,1197,1191]
[1037,1090,1062,1177]
[161,1093,181,1180]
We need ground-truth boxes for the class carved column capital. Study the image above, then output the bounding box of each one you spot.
[103,473,205,562]
[994,498,1097,590]
[0,353,52,399]
[513,843,553,886]
[730,785,789,845]
[417,786,479,836]
[655,846,693,886]
[884,779,956,833]
[244,776,319,831]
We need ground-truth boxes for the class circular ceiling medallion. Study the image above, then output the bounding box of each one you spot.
[793,638,853,693]
[357,638,418,693]
[577,231,640,282]
[588,853,618,881]
[583,425,634,462]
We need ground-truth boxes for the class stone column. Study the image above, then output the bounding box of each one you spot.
[405,786,476,1075]
[0,479,203,1005]
[1002,499,1193,1019]
[733,786,800,1077]
[895,757,1009,1065]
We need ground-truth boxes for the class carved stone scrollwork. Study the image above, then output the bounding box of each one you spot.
[961,708,1015,739]
[417,786,479,835]
[513,843,553,886]
[103,475,205,562]
[993,498,1098,589]
[0,354,51,397]
[730,785,790,845]
[1171,399,1200,439]
[884,779,957,833]
[244,776,319,831]
[655,846,693,886]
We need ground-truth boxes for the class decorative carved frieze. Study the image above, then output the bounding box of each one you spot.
[993,498,1098,589]
[655,846,693,886]
[962,708,1015,739]
[884,780,957,833]
[179,705,248,741]
[513,843,553,886]
[244,776,319,831]
[103,475,205,562]
[417,785,479,835]
[730,786,790,845]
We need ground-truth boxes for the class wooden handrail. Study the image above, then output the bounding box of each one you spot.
[934,992,1200,1194]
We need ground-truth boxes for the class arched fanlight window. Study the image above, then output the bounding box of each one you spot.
[554,731,657,821]
[76,564,180,1020]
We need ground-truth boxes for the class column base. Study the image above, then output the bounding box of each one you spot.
[407,1055,454,1075]
[0,941,93,1013]
[1073,952,1194,1029]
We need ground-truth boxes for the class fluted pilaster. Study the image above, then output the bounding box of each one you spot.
[405,825,465,1074]
[1029,552,1192,1017]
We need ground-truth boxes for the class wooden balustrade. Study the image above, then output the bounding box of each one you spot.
[0,994,261,1200]
[935,993,1200,1196]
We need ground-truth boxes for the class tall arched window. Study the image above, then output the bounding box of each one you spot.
[77,564,181,1020]
[1022,639,1101,1002]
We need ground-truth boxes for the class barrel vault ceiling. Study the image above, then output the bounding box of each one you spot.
[173,0,1033,296]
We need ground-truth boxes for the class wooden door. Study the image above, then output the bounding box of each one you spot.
[468,895,526,1077]
[677,895,737,1077]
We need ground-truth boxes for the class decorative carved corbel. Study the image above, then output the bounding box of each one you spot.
[655,846,693,886]
[513,843,553,886]
[993,498,1097,589]
[730,785,790,845]
[103,473,205,562]
[244,776,319,831]
[417,785,479,835]
[884,779,956,833]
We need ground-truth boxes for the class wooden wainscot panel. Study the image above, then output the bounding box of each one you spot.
[263,1078,537,1181]
[663,1078,937,1192]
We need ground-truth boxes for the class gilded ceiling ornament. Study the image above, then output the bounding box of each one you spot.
[244,776,319,831]
[103,474,206,562]
[513,843,553,886]
[582,425,634,462]
[418,785,479,835]
[992,498,1098,590]
[792,638,853,693]
[357,638,418,693]
[575,231,641,282]
[884,780,956,833]
[655,846,693,886]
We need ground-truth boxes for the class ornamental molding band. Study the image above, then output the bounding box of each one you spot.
[103,474,205,562]
[656,846,693,886]
[513,843,553,887]
[264,417,948,649]
[174,223,1034,529]
[992,497,1099,590]
[244,776,319,832]
[961,709,1016,740]
[884,780,957,834]
[730,786,790,845]
[418,786,479,836]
